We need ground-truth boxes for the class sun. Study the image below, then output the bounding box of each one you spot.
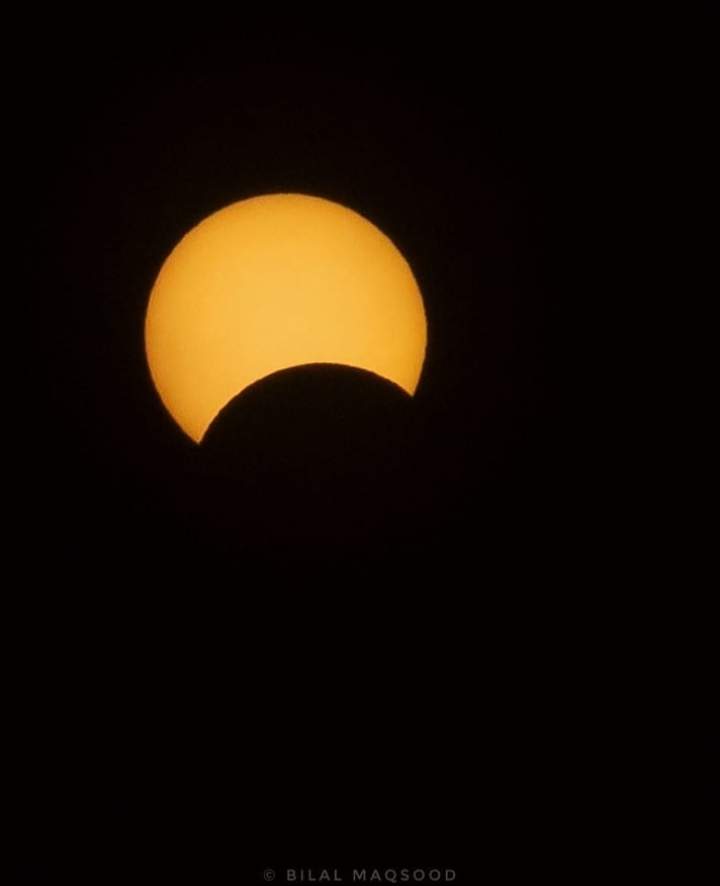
[145,194,427,442]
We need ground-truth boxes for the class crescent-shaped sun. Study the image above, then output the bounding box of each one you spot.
[145,194,427,442]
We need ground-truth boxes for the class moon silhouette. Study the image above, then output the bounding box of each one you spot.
[144,194,427,442]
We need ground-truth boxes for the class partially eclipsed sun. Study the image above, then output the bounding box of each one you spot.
[145,194,427,442]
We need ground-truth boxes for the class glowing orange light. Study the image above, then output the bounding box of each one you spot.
[145,194,427,442]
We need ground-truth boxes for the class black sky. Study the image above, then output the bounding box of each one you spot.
[12,12,588,884]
